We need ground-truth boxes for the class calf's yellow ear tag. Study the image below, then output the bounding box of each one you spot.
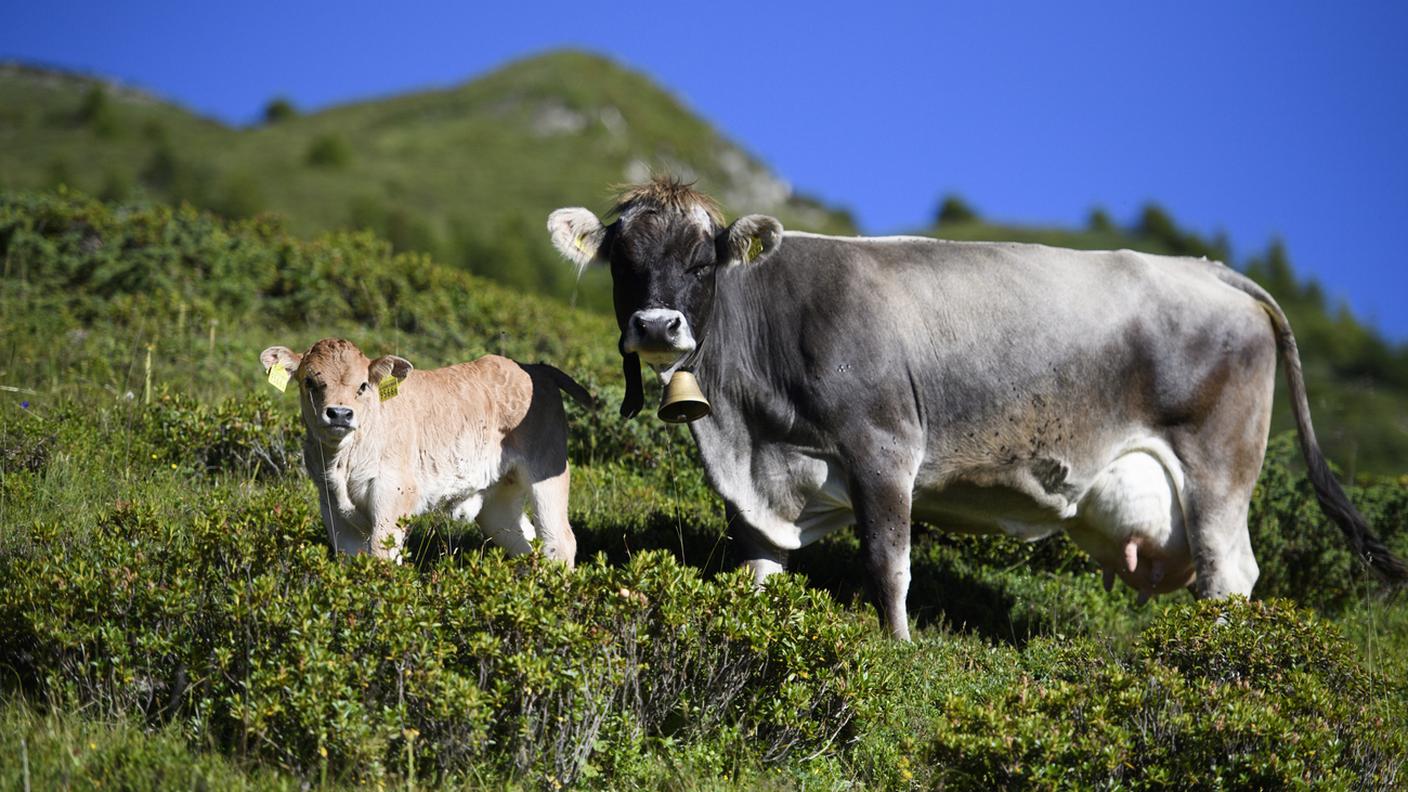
[378,375,400,402]
[574,234,588,254]
[746,236,764,263]
[266,365,290,393]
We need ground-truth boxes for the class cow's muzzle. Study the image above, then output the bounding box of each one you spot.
[623,308,696,364]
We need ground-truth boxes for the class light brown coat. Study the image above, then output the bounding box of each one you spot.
[260,338,590,565]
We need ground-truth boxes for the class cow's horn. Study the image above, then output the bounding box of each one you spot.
[659,371,711,423]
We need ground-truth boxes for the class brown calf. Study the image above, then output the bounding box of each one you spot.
[260,338,591,565]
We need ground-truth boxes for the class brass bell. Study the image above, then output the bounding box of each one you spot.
[658,370,711,423]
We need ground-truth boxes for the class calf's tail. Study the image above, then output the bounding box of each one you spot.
[535,364,597,410]
[1213,266,1407,584]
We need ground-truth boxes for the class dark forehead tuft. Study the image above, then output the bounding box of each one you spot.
[300,338,365,374]
[610,174,724,227]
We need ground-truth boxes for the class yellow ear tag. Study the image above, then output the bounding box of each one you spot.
[266,365,290,393]
[746,236,764,263]
[574,234,587,253]
[377,375,399,402]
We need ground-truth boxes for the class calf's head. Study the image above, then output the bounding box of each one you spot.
[259,338,412,445]
[547,177,782,416]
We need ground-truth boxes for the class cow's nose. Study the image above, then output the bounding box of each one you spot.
[624,308,697,357]
[631,310,685,342]
[325,406,354,424]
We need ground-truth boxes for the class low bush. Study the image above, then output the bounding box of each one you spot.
[139,389,303,478]
[0,494,885,787]
[1249,433,1408,611]
[0,190,619,387]
[1,405,60,475]
[919,598,1405,789]
[305,133,352,169]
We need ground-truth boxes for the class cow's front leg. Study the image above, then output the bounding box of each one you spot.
[728,505,789,585]
[853,479,914,641]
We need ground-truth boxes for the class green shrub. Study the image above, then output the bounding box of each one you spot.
[262,97,297,124]
[305,134,352,169]
[921,598,1405,789]
[0,190,618,384]
[1249,433,1408,611]
[138,389,303,478]
[1,405,57,475]
[935,193,978,226]
[75,85,119,138]
[0,495,884,787]
[213,171,265,219]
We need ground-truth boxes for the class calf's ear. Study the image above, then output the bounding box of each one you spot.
[717,215,783,267]
[260,346,301,376]
[369,355,413,385]
[547,207,607,271]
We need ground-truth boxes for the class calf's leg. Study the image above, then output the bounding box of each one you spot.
[317,488,369,556]
[528,469,577,567]
[476,482,535,557]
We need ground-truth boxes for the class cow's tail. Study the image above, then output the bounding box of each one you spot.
[1213,266,1407,585]
[536,364,597,410]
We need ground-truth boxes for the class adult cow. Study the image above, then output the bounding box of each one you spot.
[548,177,1404,639]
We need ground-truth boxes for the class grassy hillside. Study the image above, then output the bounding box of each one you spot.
[0,53,855,312]
[2,191,1406,789]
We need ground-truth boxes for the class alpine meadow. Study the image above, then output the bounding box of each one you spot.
[2,50,1407,789]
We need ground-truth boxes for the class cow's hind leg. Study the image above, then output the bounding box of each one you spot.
[852,477,914,641]
[527,469,577,567]
[1173,328,1276,600]
[1184,485,1259,599]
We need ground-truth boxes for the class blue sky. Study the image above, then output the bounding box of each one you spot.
[5,1,1406,338]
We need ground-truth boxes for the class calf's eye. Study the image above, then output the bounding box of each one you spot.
[358,382,370,396]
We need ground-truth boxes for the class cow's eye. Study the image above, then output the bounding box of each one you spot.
[358,382,370,396]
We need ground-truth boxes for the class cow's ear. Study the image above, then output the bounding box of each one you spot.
[260,346,301,376]
[717,214,783,267]
[368,355,413,385]
[547,207,607,271]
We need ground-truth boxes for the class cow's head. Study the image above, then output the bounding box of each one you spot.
[547,177,782,416]
[259,339,413,446]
